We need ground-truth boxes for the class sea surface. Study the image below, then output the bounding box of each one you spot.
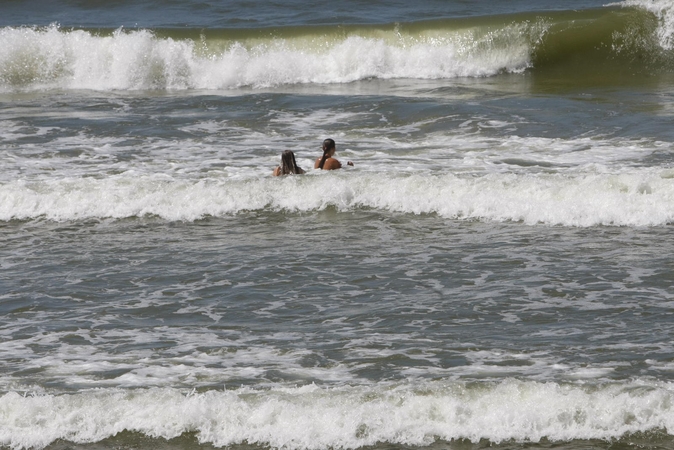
[3,1,674,449]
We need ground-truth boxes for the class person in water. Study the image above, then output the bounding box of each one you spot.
[273,150,305,176]
[314,138,354,170]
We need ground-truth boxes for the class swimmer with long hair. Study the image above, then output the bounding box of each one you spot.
[314,138,353,170]
[273,150,305,176]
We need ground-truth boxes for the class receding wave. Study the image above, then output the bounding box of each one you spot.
[2,170,674,226]
[3,380,674,450]
[1,0,674,92]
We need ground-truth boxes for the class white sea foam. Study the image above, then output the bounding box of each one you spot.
[1,380,674,449]
[1,168,674,226]
[0,23,537,92]
[618,0,674,49]
[1,4,672,92]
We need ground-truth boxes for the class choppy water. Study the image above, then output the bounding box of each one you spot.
[2,1,674,450]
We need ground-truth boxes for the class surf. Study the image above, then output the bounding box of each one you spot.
[2,169,674,226]
[1,1,673,92]
[2,380,674,450]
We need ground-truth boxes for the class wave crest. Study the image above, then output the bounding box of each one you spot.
[2,170,674,226]
[2,4,674,92]
[2,380,674,450]
[0,22,538,92]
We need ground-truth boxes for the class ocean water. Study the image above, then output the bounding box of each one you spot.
[3,0,674,449]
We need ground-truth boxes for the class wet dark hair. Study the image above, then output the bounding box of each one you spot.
[280,150,302,175]
[317,138,335,170]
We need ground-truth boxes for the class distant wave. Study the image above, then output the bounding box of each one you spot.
[3,379,674,449]
[1,0,673,92]
[2,170,674,226]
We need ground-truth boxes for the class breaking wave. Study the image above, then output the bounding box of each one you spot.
[3,380,674,450]
[1,0,674,92]
[2,169,674,226]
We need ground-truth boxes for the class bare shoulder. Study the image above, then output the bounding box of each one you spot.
[323,158,342,170]
[272,166,281,176]
[314,158,321,169]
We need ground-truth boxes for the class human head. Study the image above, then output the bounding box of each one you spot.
[322,138,336,156]
[280,150,301,175]
[318,138,336,169]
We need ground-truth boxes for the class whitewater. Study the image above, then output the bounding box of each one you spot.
[2,168,674,226]
[4,381,674,449]
[3,1,674,450]
[1,0,674,92]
